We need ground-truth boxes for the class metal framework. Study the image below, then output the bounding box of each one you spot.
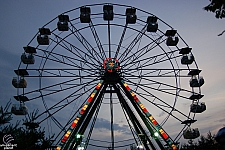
[12,3,205,150]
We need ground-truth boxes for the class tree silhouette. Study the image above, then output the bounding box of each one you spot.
[0,102,54,150]
[204,0,225,19]
[204,0,225,36]
[0,101,12,125]
[180,131,222,150]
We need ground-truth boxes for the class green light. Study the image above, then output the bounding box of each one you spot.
[154,132,159,137]
[76,134,81,139]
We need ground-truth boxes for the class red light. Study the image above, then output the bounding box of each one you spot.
[143,108,148,113]
[71,122,77,128]
[61,139,65,143]
[80,109,85,114]
[152,120,158,125]
[172,144,177,150]
[133,95,139,102]
[88,97,93,103]
[62,136,68,143]
[126,86,131,91]
[162,132,169,139]
[159,129,169,140]
[64,136,68,140]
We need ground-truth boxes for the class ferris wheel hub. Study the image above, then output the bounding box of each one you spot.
[102,58,121,83]
[103,58,120,73]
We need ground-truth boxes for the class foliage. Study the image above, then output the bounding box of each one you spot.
[204,0,225,19]
[180,131,222,150]
[0,101,12,125]
[0,102,54,150]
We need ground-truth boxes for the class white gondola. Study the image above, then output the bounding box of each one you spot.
[80,7,91,23]
[126,8,137,24]
[147,16,158,32]
[103,5,113,21]
[11,104,28,115]
[12,77,27,88]
[190,102,206,113]
[181,54,194,65]
[190,76,204,87]
[21,53,35,64]
[183,127,200,139]
[57,15,69,31]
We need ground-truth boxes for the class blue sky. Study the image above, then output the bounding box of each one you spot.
[0,0,225,149]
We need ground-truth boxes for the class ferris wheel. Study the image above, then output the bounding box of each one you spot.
[12,3,206,150]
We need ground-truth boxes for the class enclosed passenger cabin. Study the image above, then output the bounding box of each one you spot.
[190,102,206,113]
[12,77,27,88]
[37,28,51,45]
[190,76,204,87]
[103,5,114,21]
[80,7,91,23]
[37,35,49,45]
[165,30,179,46]
[11,104,28,115]
[147,16,158,32]
[183,127,200,139]
[166,37,179,46]
[126,8,137,24]
[181,54,194,65]
[21,46,36,64]
[21,53,35,64]
[57,15,69,31]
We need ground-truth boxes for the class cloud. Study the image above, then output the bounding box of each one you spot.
[158,111,166,117]
[94,118,131,135]
[218,118,225,123]
[0,49,21,107]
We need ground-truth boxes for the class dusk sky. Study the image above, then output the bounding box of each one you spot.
[0,0,225,149]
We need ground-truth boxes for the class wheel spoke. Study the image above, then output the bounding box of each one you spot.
[69,22,103,64]
[108,20,111,58]
[114,24,128,59]
[50,33,101,68]
[89,21,107,59]
[118,24,147,62]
